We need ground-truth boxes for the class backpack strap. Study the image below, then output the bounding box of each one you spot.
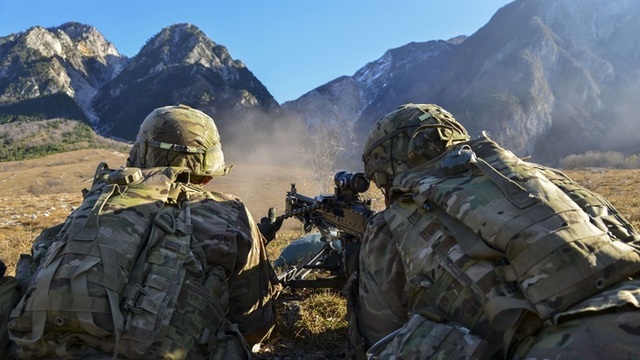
[75,183,119,241]
[469,157,539,209]
[433,207,503,260]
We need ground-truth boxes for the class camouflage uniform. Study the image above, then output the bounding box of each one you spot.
[352,103,640,359]
[8,105,280,359]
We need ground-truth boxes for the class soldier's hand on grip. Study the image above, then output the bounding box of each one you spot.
[258,207,283,243]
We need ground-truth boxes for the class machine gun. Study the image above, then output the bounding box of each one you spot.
[275,171,376,289]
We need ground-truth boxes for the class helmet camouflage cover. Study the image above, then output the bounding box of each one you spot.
[127,104,228,178]
[362,103,469,188]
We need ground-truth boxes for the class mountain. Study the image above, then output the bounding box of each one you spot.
[0,22,295,162]
[1,0,638,166]
[0,22,127,123]
[0,22,284,143]
[418,0,639,164]
[284,0,639,165]
[281,39,462,166]
[282,39,460,132]
[92,23,281,142]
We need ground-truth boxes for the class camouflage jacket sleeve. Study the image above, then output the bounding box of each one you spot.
[191,191,280,346]
[357,211,408,348]
[226,203,280,345]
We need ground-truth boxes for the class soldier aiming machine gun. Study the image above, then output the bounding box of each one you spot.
[275,171,376,289]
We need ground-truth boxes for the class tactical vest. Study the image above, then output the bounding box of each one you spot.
[8,163,245,359]
[386,136,640,349]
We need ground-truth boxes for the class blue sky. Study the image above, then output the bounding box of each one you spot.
[0,0,512,103]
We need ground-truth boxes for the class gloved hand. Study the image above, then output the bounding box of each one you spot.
[258,207,283,243]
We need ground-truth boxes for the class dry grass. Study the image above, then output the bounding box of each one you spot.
[0,151,638,359]
[255,289,349,359]
[0,149,130,272]
[560,168,640,229]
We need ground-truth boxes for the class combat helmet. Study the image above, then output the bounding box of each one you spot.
[362,103,469,188]
[127,104,229,182]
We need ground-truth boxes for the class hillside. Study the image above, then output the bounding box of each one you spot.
[0,118,129,161]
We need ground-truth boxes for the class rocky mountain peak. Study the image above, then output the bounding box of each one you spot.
[130,23,244,83]
[353,40,457,102]
[22,26,63,58]
[0,23,127,120]
[55,22,121,59]
[18,23,122,69]
[144,23,210,62]
[91,22,279,141]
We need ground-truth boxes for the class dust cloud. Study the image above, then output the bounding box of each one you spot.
[220,109,309,169]
[206,108,368,222]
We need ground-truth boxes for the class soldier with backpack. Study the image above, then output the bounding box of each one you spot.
[349,103,640,359]
[6,104,281,359]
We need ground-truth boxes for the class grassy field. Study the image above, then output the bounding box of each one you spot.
[0,149,638,358]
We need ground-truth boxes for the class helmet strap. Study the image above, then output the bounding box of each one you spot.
[137,136,220,173]
[389,134,396,182]
[164,150,181,168]
[201,152,207,176]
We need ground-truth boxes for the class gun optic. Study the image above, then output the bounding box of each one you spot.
[334,171,370,194]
